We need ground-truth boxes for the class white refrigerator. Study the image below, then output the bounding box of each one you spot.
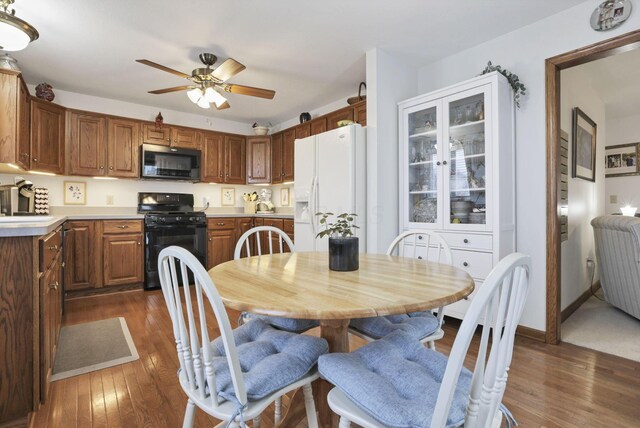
[294,124,366,252]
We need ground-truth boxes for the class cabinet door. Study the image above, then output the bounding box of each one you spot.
[142,123,171,146]
[403,100,443,229]
[103,233,143,286]
[172,127,201,149]
[326,107,354,131]
[224,135,246,184]
[202,132,225,183]
[68,111,107,176]
[282,129,295,182]
[295,123,311,139]
[207,230,235,269]
[31,99,65,174]
[271,133,283,184]
[310,118,326,136]
[443,86,491,231]
[16,77,30,170]
[354,101,367,127]
[107,118,139,178]
[246,136,271,184]
[283,219,295,247]
[64,221,101,290]
[235,217,255,258]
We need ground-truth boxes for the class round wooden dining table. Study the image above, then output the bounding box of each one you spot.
[208,251,474,428]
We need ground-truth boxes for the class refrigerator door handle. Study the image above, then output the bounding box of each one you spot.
[310,176,317,235]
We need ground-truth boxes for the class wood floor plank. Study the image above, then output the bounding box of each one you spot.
[28,289,640,428]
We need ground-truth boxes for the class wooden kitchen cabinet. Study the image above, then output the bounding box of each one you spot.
[67,110,107,176]
[141,123,200,149]
[64,221,102,291]
[30,98,65,174]
[142,123,172,146]
[235,217,255,258]
[326,106,355,131]
[353,100,367,126]
[271,132,283,184]
[107,118,139,178]
[102,220,143,286]
[202,131,225,183]
[282,129,295,182]
[310,118,326,136]
[41,252,62,403]
[224,135,246,184]
[0,70,31,170]
[295,123,311,139]
[283,218,295,245]
[171,126,201,149]
[207,230,235,269]
[246,136,271,184]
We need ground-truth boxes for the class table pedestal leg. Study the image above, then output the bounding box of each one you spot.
[318,319,350,428]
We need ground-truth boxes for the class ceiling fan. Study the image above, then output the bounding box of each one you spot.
[136,53,276,110]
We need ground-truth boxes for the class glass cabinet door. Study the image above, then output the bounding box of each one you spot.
[405,102,441,226]
[444,87,490,229]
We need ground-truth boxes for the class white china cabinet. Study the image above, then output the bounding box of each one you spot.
[398,71,515,319]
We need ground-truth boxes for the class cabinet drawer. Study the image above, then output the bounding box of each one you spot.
[40,228,62,271]
[283,219,294,234]
[440,232,492,251]
[103,220,143,234]
[401,242,449,263]
[451,250,493,280]
[208,218,236,230]
[263,218,284,230]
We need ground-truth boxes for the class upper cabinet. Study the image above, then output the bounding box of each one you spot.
[31,98,65,174]
[142,123,171,146]
[271,133,283,185]
[107,118,139,178]
[0,70,31,170]
[326,107,355,131]
[171,126,201,149]
[310,118,327,136]
[224,135,246,184]
[202,132,225,183]
[141,123,201,149]
[67,111,107,176]
[246,136,271,184]
[282,129,295,182]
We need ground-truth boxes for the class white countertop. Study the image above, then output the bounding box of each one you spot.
[0,208,294,237]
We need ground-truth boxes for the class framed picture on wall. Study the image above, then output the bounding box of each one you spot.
[605,143,640,177]
[221,188,235,206]
[280,188,290,206]
[571,107,597,182]
[64,181,86,205]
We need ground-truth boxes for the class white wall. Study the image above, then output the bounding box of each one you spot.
[366,48,418,253]
[605,113,640,212]
[559,66,606,311]
[415,3,640,331]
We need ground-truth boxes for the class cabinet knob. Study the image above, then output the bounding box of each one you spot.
[47,244,58,251]
[118,225,129,229]
[436,161,441,166]
[463,238,469,244]
[418,235,423,240]
[49,281,59,290]
[208,238,212,241]
[417,256,423,260]
[21,152,28,158]
[443,160,448,166]
[167,138,171,142]
[33,158,38,162]
[217,222,225,226]
[463,262,469,267]
[137,242,141,245]
[100,166,104,169]
[109,166,114,170]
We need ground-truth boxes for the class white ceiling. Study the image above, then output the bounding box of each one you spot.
[10,0,584,124]
[568,48,640,120]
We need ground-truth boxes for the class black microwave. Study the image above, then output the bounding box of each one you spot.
[141,144,201,181]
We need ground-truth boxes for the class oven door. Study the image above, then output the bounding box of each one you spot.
[144,224,207,290]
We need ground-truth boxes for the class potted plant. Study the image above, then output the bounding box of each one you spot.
[316,212,360,271]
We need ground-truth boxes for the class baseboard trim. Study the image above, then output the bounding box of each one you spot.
[516,325,546,342]
[65,283,143,301]
[561,280,601,323]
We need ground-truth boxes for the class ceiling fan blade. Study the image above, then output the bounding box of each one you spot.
[211,58,246,82]
[224,84,276,99]
[216,101,231,110]
[136,59,191,79]
[148,85,193,94]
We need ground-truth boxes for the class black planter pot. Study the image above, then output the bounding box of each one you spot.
[328,237,359,271]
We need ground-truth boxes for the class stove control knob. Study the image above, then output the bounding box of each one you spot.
[159,218,166,223]
[176,216,182,222]
[189,217,195,222]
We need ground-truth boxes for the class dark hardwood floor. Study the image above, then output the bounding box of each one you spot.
[32,290,640,427]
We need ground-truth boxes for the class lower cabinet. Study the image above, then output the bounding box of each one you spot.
[40,251,62,403]
[207,229,235,269]
[103,233,143,286]
[64,221,101,290]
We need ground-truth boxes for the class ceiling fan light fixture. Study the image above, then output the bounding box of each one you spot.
[204,86,227,107]
[0,0,39,51]
[196,96,210,109]
[187,87,202,103]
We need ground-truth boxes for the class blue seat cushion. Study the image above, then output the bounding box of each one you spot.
[210,319,328,402]
[318,330,472,428]
[244,312,319,333]
[350,311,440,340]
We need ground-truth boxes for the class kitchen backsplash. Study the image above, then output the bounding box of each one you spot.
[0,173,294,209]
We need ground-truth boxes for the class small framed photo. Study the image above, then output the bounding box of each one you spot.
[64,181,86,205]
[572,107,597,182]
[221,188,235,206]
[605,143,639,177]
[280,188,290,206]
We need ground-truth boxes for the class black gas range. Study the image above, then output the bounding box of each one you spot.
[138,192,207,290]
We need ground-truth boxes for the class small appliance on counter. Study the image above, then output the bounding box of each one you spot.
[256,188,275,213]
[0,177,38,216]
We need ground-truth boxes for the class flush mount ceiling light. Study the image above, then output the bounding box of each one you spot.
[0,0,38,51]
